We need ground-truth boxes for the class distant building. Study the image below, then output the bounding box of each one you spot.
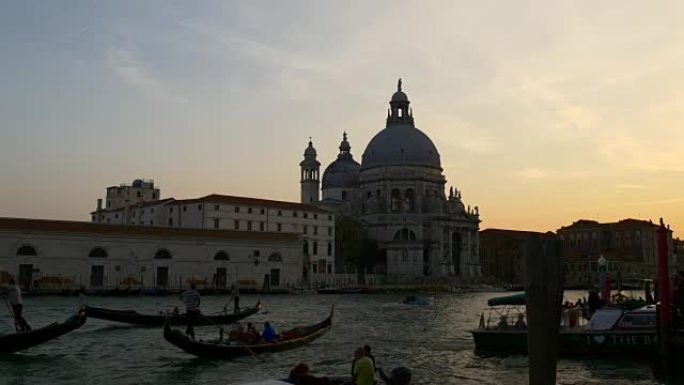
[557,218,675,288]
[0,217,302,293]
[479,229,550,286]
[92,183,335,278]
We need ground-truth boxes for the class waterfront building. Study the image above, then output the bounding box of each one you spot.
[557,218,675,287]
[301,80,481,279]
[479,229,551,286]
[92,187,335,278]
[0,217,302,293]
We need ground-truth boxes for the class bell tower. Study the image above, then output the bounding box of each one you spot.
[300,138,320,204]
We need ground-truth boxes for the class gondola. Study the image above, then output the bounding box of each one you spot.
[84,301,261,327]
[163,307,333,359]
[1,309,86,354]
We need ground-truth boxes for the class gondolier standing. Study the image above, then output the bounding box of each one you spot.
[231,284,240,313]
[2,278,31,332]
[180,283,201,339]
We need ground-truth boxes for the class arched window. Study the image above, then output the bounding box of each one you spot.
[16,245,37,256]
[268,252,282,262]
[393,229,417,241]
[154,249,172,259]
[88,247,108,258]
[391,189,401,212]
[214,251,230,260]
[405,189,415,211]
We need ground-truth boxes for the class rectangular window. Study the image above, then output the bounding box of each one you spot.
[214,218,219,229]
[254,250,261,257]
[303,212,308,218]
[247,221,253,231]
[234,220,239,230]
[215,204,220,211]
[115,213,119,219]
[327,264,332,274]
[304,225,308,234]
[328,215,332,220]
[293,211,298,217]
[141,210,145,215]
[314,214,318,219]
[183,206,187,212]
[169,207,173,213]
[149,220,154,226]
[277,223,282,232]
[270,269,280,287]
[150,208,154,214]
[198,204,203,210]
[248,207,253,214]
[132,211,136,217]
[168,218,173,227]
[327,243,332,256]
[260,208,265,214]
[278,210,282,216]
[314,226,318,235]
[313,241,318,255]
[260,222,265,231]
[235,206,240,213]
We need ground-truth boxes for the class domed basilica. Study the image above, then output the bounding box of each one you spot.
[300,80,481,279]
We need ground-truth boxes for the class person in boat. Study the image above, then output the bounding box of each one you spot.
[262,321,277,343]
[377,367,412,385]
[247,322,260,339]
[588,290,604,316]
[180,282,201,339]
[1,278,31,332]
[352,346,375,385]
[231,284,240,313]
[497,315,508,329]
[514,313,527,329]
[287,362,331,385]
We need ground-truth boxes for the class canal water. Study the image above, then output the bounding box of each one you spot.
[0,292,671,385]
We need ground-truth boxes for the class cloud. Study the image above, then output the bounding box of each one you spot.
[105,47,186,104]
[513,167,548,180]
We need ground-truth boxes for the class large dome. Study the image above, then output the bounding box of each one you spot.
[361,124,441,170]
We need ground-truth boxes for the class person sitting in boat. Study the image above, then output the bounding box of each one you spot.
[262,321,277,343]
[1,278,31,332]
[588,290,604,316]
[497,315,508,329]
[180,283,201,339]
[514,314,527,329]
[352,346,375,385]
[246,322,260,339]
[287,362,331,385]
[378,366,412,385]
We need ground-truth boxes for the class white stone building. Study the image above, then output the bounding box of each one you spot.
[0,217,302,293]
[301,80,482,279]
[92,190,336,278]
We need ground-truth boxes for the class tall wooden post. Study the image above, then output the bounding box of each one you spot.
[525,234,564,385]
[656,218,671,375]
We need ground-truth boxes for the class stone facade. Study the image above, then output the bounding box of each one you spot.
[0,217,302,293]
[479,229,550,286]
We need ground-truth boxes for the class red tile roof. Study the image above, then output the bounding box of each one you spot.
[0,217,299,243]
[171,194,332,214]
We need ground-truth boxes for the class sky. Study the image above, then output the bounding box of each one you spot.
[1,1,684,236]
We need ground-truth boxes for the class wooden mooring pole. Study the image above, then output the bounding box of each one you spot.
[525,234,564,385]
[654,218,672,377]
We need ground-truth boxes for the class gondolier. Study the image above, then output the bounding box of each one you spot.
[2,278,31,332]
[231,284,240,313]
[181,283,201,339]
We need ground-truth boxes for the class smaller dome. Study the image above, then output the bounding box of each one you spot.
[304,139,317,156]
[322,132,360,189]
[391,90,408,102]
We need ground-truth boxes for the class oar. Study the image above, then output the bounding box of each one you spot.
[3,298,21,333]
[198,312,265,362]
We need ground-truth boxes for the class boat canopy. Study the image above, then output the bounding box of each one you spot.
[487,293,526,307]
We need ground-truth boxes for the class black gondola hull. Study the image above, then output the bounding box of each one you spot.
[163,308,333,359]
[84,303,260,326]
[0,311,86,354]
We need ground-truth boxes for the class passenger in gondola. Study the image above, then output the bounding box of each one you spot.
[262,321,277,343]
[180,283,201,339]
[1,278,31,332]
[497,315,508,329]
[514,314,527,329]
[247,322,260,339]
[287,363,331,385]
[352,346,375,385]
